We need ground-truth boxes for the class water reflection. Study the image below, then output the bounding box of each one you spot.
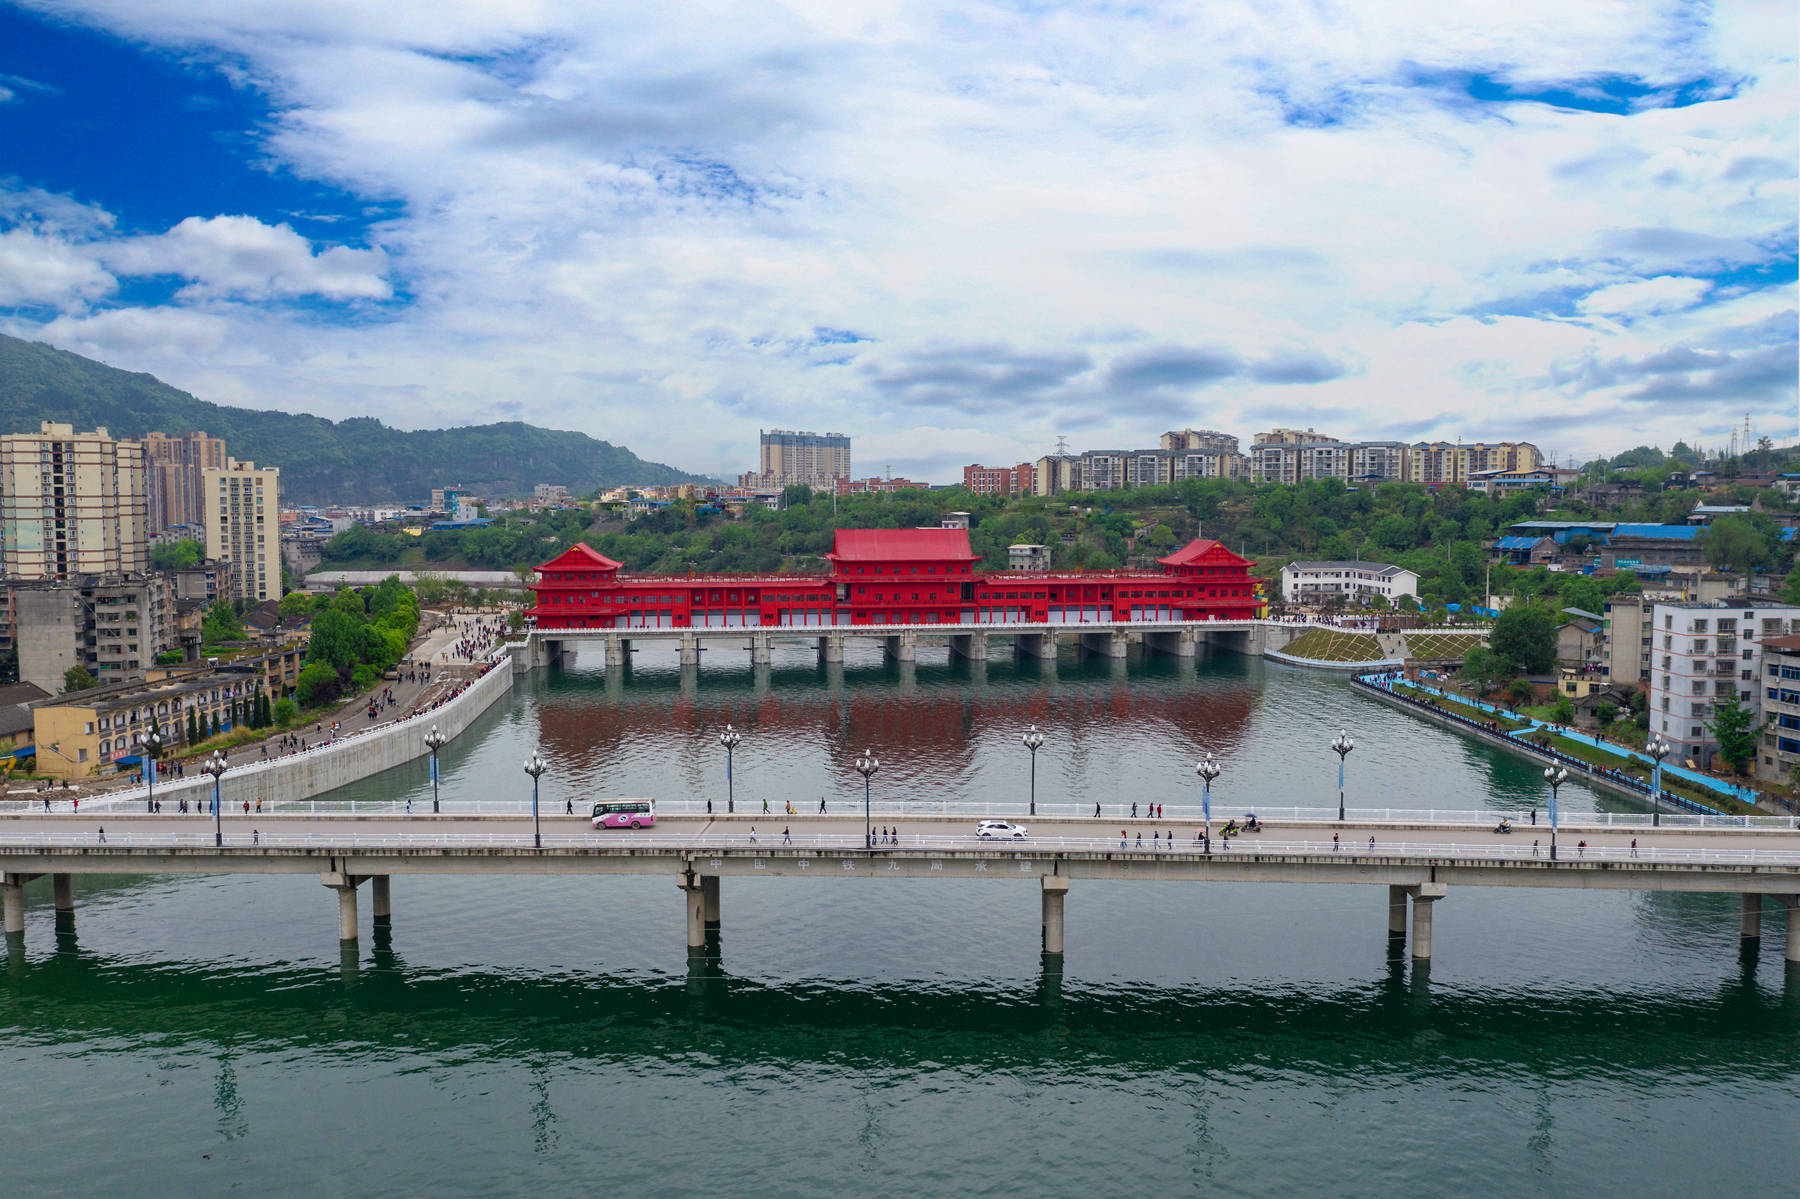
[324,643,1624,820]
[2,945,1795,1078]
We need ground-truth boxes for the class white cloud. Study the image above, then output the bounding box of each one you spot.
[3,0,1796,475]
[0,227,115,309]
[1579,275,1711,317]
[99,215,391,301]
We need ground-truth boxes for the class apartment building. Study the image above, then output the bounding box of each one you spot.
[1251,439,1408,484]
[13,573,172,693]
[1645,600,1800,769]
[1252,427,1334,446]
[0,422,149,579]
[753,429,851,489]
[1756,636,1800,785]
[962,462,1037,495]
[142,430,227,534]
[1603,593,1652,686]
[1406,441,1544,485]
[204,458,281,604]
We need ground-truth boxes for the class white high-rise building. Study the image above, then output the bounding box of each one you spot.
[1645,600,1800,769]
[0,422,148,579]
[204,458,281,603]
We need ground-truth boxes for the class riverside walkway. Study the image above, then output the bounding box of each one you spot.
[4,813,1797,965]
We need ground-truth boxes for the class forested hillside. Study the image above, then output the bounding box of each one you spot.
[0,334,696,503]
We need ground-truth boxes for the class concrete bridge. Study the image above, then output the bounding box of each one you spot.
[516,618,1313,672]
[4,814,1797,967]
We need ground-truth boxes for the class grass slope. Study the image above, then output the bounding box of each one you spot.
[1277,629,1386,662]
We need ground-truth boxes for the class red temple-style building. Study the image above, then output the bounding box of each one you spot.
[528,528,1259,630]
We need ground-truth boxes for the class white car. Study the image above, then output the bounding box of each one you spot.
[977,820,1029,841]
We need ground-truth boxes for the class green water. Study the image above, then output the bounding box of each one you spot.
[4,645,1797,1195]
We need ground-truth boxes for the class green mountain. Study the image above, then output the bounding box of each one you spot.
[0,334,698,504]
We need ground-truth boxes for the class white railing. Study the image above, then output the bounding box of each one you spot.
[11,797,1799,830]
[5,829,1799,867]
[23,796,1790,830]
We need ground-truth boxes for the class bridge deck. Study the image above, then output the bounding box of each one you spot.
[5,816,1798,892]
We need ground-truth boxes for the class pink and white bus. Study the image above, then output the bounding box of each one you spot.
[591,800,656,829]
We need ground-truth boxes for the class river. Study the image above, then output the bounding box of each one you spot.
[4,640,1796,1196]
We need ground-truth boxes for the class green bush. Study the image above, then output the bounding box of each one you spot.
[273,697,300,727]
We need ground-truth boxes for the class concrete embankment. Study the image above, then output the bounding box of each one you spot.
[1352,677,1675,810]
[78,653,517,811]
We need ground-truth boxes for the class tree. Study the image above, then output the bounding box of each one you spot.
[1709,693,1762,775]
[280,591,317,620]
[149,538,203,570]
[1702,514,1774,586]
[1461,647,1507,697]
[201,601,245,644]
[1552,695,1574,724]
[1557,576,1604,617]
[61,666,97,693]
[1505,677,1533,706]
[1779,565,1800,606]
[1597,702,1619,725]
[1490,606,1557,674]
[273,697,300,727]
[187,708,199,744]
[297,662,343,708]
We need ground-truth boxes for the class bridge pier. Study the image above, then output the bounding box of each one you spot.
[1388,885,1408,935]
[883,632,917,663]
[679,634,700,666]
[604,635,626,672]
[1783,897,1800,964]
[1743,893,1762,941]
[680,877,706,948]
[2,874,27,936]
[819,634,845,663]
[1017,630,1059,660]
[1410,883,1446,960]
[750,632,772,665]
[948,632,987,661]
[1041,875,1068,956]
[336,884,359,943]
[371,875,391,926]
[323,871,364,942]
[701,876,721,928]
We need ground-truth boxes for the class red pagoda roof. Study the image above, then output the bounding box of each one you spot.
[825,528,979,563]
[538,543,622,572]
[1156,539,1241,567]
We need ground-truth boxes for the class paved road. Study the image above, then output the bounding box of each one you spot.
[7,813,1800,864]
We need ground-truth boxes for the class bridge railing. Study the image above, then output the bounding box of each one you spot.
[15,795,1799,829]
[5,829,1799,867]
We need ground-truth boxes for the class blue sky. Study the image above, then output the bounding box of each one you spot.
[0,0,1794,480]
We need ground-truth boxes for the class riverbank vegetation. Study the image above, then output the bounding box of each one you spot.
[288,577,420,708]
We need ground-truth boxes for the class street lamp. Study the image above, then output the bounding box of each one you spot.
[719,724,742,814]
[854,749,880,849]
[424,724,448,814]
[1331,729,1355,822]
[143,725,163,812]
[523,752,547,850]
[1022,726,1045,816]
[1645,735,1670,828]
[1196,754,1221,841]
[202,750,228,848]
[1543,764,1568,860]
